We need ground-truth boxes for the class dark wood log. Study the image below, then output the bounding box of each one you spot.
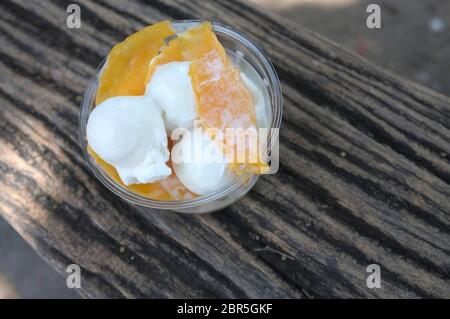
[0,0,449,298]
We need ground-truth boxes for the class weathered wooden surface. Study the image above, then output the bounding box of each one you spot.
[0,0,449,298]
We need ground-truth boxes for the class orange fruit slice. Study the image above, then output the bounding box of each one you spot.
[96,21,175,105]
[146,22,267,174]
[88,145,193,201]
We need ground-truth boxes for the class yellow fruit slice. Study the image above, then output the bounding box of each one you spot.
[88,146,192,200]
[146,22,267,174]
[96,21,175,105]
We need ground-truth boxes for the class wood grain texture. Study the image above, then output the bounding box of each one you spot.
[0,0,449,298]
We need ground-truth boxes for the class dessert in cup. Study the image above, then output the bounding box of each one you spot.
[79,20,282,213]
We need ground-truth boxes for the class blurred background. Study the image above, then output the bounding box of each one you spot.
[0,0,448,298]
[249,0,450,95]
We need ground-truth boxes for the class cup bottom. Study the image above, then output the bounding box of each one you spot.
[172,175,259,214]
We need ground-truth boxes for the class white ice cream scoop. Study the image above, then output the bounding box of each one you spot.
[241,72,269,129]
[146,61,198,133]
[171,128,237,195]
[86,96,171,185]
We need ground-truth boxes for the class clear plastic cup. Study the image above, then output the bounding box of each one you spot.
[78,20,283,213]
